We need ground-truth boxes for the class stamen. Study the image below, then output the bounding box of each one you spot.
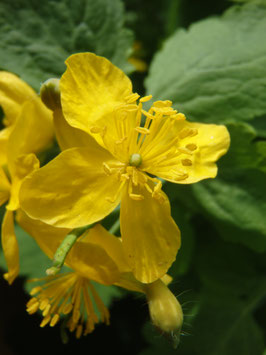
[141,109,154,121]
[103,162,112,175]
[50,314,60,327]
[125,93,140,103]
[181,159,192,166]
[27,272,110,338]
[129,193,144,201]
[140,95,152,103]
[115,136,127,144]
[179,128,198,139]
[135,127,150,135]
[186,143,197,151]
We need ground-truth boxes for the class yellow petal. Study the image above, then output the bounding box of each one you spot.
[20,146,123,228]
[0,71,36,127]
[7,99,53,175]
[16,209,70,260]
[83,224,130,273]
[7,154,39,211]
[0,126,12,166]
[53,108,101,151]
[143,121,230,184]
[0,167,10,206]
[120,182,181,283]
[1,210,19,284]
[67,237,120,285]
[60,52,133,160]
[16,210,120,285]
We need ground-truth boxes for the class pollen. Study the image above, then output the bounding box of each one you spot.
[129,153,142,167]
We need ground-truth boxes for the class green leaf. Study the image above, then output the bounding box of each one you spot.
[166,201,195,277]
[145,2,266,124]
[0,0,134,90]
[191,122,266,251]
[180,239,266,355]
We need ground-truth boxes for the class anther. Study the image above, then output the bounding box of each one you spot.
[125,93,140,103]
[103,162,112,175]
[186,143,197,151]
[140,95,152,103]
[129,193,144,201]
[135,127,150,135]
[50,314,60,327]
[181,159,192,166]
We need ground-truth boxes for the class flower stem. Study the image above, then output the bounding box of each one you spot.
[46,225,91,275]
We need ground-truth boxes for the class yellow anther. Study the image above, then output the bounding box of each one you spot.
[141,109,154,120]
[181,159,192,166]
[135,127,150,135]
[152,106,177,115]
[186,143,197,151]
[129,193,144,201]
[27,301,40,315]
[144,183,153,194]
[179,128,198,139]
[73,309,81,323]
[63,303,73,315]
[42,304,51,317]
[173,113,186,120]
[27,297,39,308]
[174,173,189,181]
[115,136,127,144]
[154,180,162,193]
[39,298,49,311]
[125,93,140,103]
[103,162,112,175]
[140,95,152,103]
[50,314,60,327]
[153,100,172,108]
[90,126,103,134]
[152,191,166,204]
[76,324,83,339]
[30,286,42,296]
[40,315,51,328]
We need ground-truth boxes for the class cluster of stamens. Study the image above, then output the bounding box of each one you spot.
[92,93,198,202]
[26,272,110,338]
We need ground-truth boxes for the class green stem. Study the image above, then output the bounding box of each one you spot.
[46,224,92,275]
[109,218,120,235]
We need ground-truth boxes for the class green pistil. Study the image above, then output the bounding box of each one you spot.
[129,153,142,167]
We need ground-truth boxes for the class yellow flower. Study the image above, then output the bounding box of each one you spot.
[0,72,54,284]
[16,211,153,337]
[20,53,230,283]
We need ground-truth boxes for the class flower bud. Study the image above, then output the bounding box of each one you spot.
[40,78,61,111]
[145,279,183,347]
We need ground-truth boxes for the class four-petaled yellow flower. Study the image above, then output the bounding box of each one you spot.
[17,211,167,337]
[20,53,230,283]
[0,72,54,284]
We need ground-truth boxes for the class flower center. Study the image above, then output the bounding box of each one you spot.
[129,153,142,167]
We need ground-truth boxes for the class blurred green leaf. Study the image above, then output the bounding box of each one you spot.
[191,122,266,251]
[0,0,134,90]
[178,238,266,355]
[145,1,266,124]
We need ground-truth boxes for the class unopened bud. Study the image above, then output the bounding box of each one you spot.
[145,279,183,348]
[40,78,61,111]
